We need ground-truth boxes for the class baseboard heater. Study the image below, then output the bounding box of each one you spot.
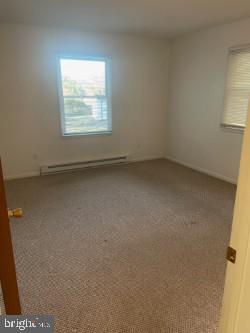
[40,156,128,175]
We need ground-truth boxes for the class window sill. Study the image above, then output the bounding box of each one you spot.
[220,124,244,134]
[62,131,112,138]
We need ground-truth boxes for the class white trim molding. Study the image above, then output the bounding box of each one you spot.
[165,156,237,185]
[4,155,165,180]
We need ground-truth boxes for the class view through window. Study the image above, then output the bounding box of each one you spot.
[58,57,112,135]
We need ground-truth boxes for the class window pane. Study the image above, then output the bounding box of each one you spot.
[60,59,106,97]
[64,97,110,134]
[58,57,111,135]
[223,89,249,127]
[223,48,250,128]
[228,52,250,89]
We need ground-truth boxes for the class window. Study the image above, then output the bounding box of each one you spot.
[222,47,250,130]
[57,56,112,136]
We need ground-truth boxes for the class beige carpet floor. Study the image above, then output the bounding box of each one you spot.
[2,159,236,332]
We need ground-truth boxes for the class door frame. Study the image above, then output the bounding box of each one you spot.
[0,158,21,314]
[219,102,250,332]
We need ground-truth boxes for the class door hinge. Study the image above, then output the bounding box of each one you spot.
[227,246,237,264]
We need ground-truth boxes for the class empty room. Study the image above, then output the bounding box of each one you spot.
[1,0,250,332]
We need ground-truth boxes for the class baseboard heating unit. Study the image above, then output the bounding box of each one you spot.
[40,156,128,175]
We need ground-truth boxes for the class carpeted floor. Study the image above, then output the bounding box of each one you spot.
[2,159,236,332]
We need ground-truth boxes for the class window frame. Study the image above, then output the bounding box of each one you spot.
[56,54,112,137]
[221,44,250,133]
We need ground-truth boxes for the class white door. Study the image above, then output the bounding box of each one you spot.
[219,103,250,332]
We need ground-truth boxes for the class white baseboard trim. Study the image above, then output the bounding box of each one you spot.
[129,155,165,163]
[4,155,164,180]
[5,171,40,181]
[5,156,236,184]
[165,156,237,185]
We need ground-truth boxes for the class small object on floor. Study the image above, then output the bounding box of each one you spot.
[8,208,23,218]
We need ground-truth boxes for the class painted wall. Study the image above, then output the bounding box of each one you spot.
[0,23,169,179]
[166,18,250,184]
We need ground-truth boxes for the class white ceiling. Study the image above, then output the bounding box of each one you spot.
[1,0,250,38]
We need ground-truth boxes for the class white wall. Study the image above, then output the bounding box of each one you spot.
[0,23,169,179]
[166,18,250,184]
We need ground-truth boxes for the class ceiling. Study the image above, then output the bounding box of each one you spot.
[1,0,250,38]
